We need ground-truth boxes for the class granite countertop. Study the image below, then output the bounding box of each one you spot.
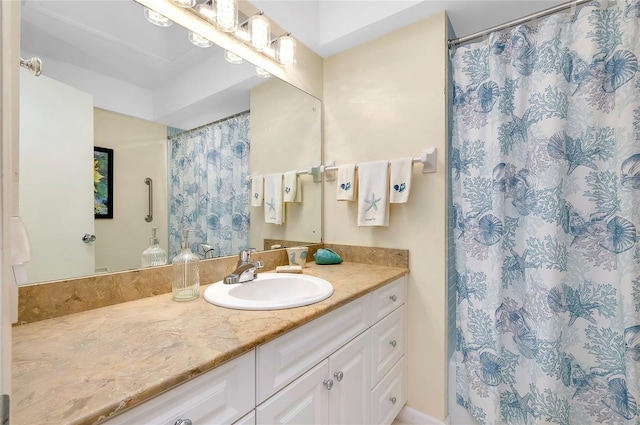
[12,262,408,425]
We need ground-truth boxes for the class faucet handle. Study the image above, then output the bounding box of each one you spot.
[239,248,257,262]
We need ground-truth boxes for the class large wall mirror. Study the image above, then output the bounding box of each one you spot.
[19,0,322,285]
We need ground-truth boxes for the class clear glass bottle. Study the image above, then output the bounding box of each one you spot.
[171,230,200,302]
[141,227,168,267]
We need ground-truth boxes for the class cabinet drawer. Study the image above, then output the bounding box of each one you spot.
[371,305,405,386]
[371,356,405,425]
[257,295,372,403]
[371,277,405,322]
[106,350,255,425]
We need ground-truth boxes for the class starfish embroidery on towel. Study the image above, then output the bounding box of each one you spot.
[365,192,381,211]
[267,198,276,212]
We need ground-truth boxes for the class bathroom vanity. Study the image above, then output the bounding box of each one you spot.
[12,262,407,425]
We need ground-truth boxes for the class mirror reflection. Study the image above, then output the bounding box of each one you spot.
[18,0,322,285]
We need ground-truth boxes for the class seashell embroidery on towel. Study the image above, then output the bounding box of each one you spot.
[340,182,352,191]
[254,192,259,199]
[285,187,291,194]
[393,183,406,193]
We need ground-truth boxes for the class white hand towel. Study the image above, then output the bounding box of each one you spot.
[251,174,263,207]
[357,160,389,227]
[264,173,284,225]
[283,171,300,203]
[336,163,356,201]
[389,158,413,203]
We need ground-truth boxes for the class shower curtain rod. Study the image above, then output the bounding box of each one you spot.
[447,0,592,49]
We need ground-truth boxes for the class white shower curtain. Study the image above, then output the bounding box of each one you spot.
[451,2,640,423]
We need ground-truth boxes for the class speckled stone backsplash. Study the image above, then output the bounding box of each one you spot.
[16,243,405,325]
[323,244,409,268]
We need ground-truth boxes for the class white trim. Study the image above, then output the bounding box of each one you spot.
[396,405,446,425]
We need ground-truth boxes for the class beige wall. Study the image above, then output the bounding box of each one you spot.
[250,78,323,250]
[323,12,449,420]
[94,108,168,273]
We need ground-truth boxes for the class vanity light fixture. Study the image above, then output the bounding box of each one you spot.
[224,50,244,64]
[188,31,213,48]
[215,0,238,32]
[142,1,296,68]
[144,7,173,27]
[248,13,270,52]
[276,33,296,68]
[255,67,271,78]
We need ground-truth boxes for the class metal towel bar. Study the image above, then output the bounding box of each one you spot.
[145,178,153,222]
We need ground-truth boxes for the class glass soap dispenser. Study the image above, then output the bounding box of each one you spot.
[141,227,168,267]
[171,229,200,302]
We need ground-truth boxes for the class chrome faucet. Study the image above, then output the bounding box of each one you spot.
[224,249,264,284]
[200,243,216,259]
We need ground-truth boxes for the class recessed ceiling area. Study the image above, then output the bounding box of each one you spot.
[20,0,566,130]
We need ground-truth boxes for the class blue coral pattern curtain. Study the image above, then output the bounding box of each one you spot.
[451,2,640,424]
[168,112,251,259]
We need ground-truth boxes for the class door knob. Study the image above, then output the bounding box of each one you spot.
[323,379,334,390]
[82,234,96,243]
[334,371,344,381]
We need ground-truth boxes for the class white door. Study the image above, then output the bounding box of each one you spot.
[256,361,329,425]
[19,68,95,283]
[329,330,372,424]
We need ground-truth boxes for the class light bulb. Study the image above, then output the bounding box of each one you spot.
[255,67,271,78]
[195,4,216,22]
[189,32,213,48]
[144,8,173,27]
[215,0,238,32]
[171,0,195,7]
[224,51,244,64]
[277,35,296,67]
[249,14,270,52]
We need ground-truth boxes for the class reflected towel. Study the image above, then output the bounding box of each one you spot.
[283,171,301,203]
[389,158,413,203]
[357,160,389,227]
[264,173,284,225]
[336,163,356,201]
[251,174,263,207]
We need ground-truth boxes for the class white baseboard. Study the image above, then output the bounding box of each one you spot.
[396,405,446,425]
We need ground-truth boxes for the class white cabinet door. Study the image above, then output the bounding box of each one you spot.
[329,330,371,425]
[234,410,255,425]
[256,361,329,425]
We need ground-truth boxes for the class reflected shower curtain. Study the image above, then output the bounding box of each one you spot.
[168,112,251,259]
[451,2,640,424]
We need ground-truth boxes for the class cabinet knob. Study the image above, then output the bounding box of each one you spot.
[333,371,344,382]
[323,379,334,390]
[82,234,96,243]
[389,340,397,348]
[389,396,397,405]
[389,294,398,302]
[174,420,193,425]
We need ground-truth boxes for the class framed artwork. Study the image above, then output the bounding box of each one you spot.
[94,146,114,219]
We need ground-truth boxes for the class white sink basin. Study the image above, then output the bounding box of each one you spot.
[203,273,334,310]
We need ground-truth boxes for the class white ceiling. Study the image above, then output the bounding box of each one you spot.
[20,0,566,129]
[254,1,565,58]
